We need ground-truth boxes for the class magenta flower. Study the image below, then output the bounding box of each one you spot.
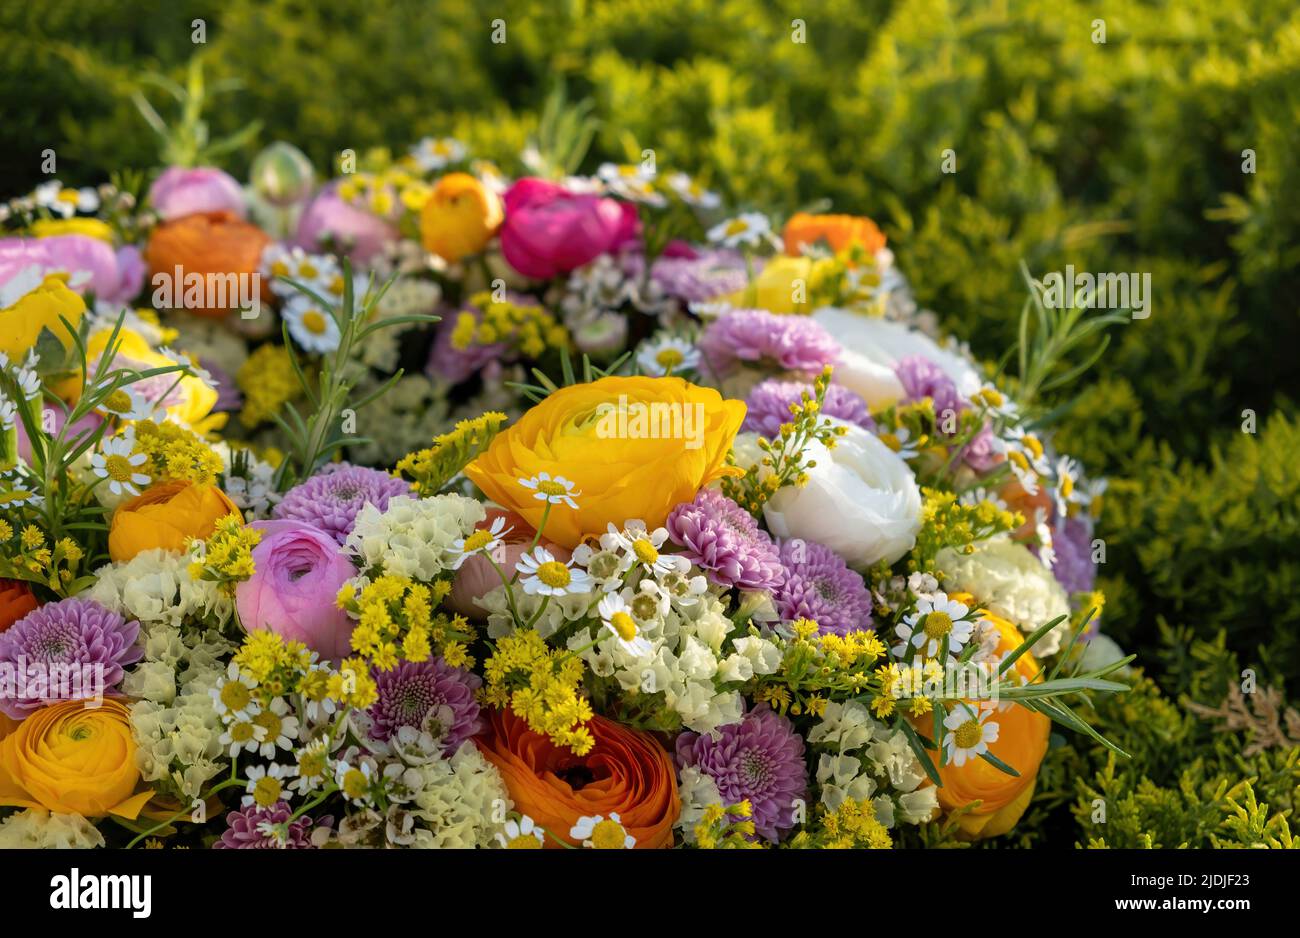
[274,463,411,545]
[743,379,875,439]
[666,489,784,591]
[649,248,754,303]
[499,177,637,279]
[367,657,484,750]
[295,182,398,265]
[773,538,873,635]
[235,520,357,660]
[698,308,839,378]
[147,166,246,221]
[215,802,315,849]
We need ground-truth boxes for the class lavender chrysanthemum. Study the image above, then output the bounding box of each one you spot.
[1039,514,1097,596]
[895,354,963,422]
[0,598,141,719]
[773,538,873,635]
[368,657,484,751]
[666,489,784,591]
[743,379,875,439]
[676,707,808,843]
[274,462,411,544]
[698,308,839,378]
[215,802,315,849]
[649,249,754,302]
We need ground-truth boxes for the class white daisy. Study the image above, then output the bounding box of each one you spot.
[1005,426,1051,474]
[496,814,545,849]
[90,432,151,497]
[410,136,466,172]
[210,662,262,721]
[597,593,654,657]
[219,717,268,758]
[0,394,16,430]
[96,384,153,422]
[943,705,999,767]
[600,520,688,579]
[449,516,512,570]
[637,334,700,376]
[666,172,720,210]
[570,543,626,591]
[877,425,920,461]
[518,471,581,508]
[282,295,342,354]
[242,763,295,808]
[707,212,771,248]
[516,546,594,597]
[596,163,667,207]
[289,737,332,795]
[334,758,376,805]
[1053,455,1084,516]
[570,812,637,849]
[894,593,973,659]
[252,697,301,758]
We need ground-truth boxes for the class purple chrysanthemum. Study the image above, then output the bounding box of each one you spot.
[1038,514,1097,596]
[215,802,315,849]
[0,598,141,719]
[676,707,808,843]
[743,379,876,439]
[666,489,784,591]
[698,309,839,377]
[368,657,484,751]
[960,423,1001,471]
[273,462,411,544]
[648,249,754,302]
[895,354,964,423]
[773,538,873,635]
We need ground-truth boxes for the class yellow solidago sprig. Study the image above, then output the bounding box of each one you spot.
[722,365,847,516]
[131,419,223,485]
[749,619,886,712]
[230,629,378,715]
[452,291,569,360]
[484,629,594,755]
[189,513,261,594]
[0,521,85,594]
[396,411,507,496]
[909,488,1022,573]
[693,801,763,849]
[337,574,473,671]
[785,798,893,849]
[237,343,303,428]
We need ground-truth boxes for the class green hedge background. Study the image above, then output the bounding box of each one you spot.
[3,0,1298,846]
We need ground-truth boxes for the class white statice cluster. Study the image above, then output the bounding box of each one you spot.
[935,536,1071,656]
[0,809,106,848]
[346,493,486,580]
[127,621,236,800]
[89,548,232,628]
[807,700,939,828]
[214,442,281,519]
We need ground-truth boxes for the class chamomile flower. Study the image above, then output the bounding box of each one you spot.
[958,487,1010,512]
[601,520,688,579]
[290,737,333,795]
[1004,447,1041,496]
[90,432,150,497]
[450,515,512,570]
[211,662,262,721]
[0,394,16,430]
[666,172,721,210]
[597,163,667,207]
[496,814,545,849]
[0,477,43,510]
[34,181,98,217]
[570,543,626,591]
[894,593,973,659]
[1035,509,1056,570]
[219,717,268,758]
[1053,456,1084,516]
[411,136,466,172]
[877,425,920,461]
[96,385,153,422]
[516,546,594,597]
[970,384,1020,421]
[519,471,581,508]
[597,593,654,657]
[570,812,636,849]
[637,334,700,376]
[263,245,340,299]
[1005,426,1051,474]
[251,697,301,758]
[242,763,294,808]
[282,295,342,354]
[334,758,376,805]
[943,705,999,767]
[708,212,771,248]
[11,352,41,400]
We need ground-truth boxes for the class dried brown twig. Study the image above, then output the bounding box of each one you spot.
[1187,684,1300,757]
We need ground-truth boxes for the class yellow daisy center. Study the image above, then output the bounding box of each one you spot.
[507,833,542,849]
[655,348,684,369]
[298,749,326,778]
[271,260,290,277]
[341,768,369,800]
[536,561,571,589]
[301,310,329,335]
[253,710,282,741]
[462,529,494,553]
[632,538,659,566]
[953,719,982,749]
[229,722,256,744]
[589,819,628,849]
[1060,475,1074,498]
[724,219,748,236]
[878,432,901,452]
[610,612,638,642]
[1022,435,1044,460]
[922,611,953,642]
[102,389,133,414]
[103,454,136,483]
[252,776,283,808]
[1008,450,1030,472]
[220,680,251,712]
[536,479,567,497]
[299,261,319,279]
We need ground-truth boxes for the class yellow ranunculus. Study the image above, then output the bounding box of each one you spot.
[0,698,153,819]
[914,608,1050,839]
[420,172,504,264]
[718,255,838,314]
[29,217,116,242]
[109,479,241,562]
[0,273,86,360]
[465,376,746,549]
[83,325,223,434]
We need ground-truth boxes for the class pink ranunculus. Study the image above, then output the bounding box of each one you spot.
[235,520,357,660]
[499,177,638,280]
[0,235,142,305]
[447,509,572,619]
[295,182,398,266]
[147,166,247,222]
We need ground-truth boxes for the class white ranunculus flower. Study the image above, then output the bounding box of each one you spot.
[761,417,923,567]
[934,536,1071,656]
[813,307,982,406]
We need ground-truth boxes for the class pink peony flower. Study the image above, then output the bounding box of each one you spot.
[235,520,357,660]
[499,177,637,279]
[295,182,398,266]
[0,235,144,305]
[147,166,247,222]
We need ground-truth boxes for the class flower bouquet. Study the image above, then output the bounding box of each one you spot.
[0,102,1132,848]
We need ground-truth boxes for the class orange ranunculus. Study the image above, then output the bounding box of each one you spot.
[109,480,241,562]
[0,698,153,819]
[0,579,38,632]
[914,609,1049,839]
[420,172,504,264]
[782,211,886,258]
[465,375,745,549]
[144,210,271,318]
[477,708,680,848]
